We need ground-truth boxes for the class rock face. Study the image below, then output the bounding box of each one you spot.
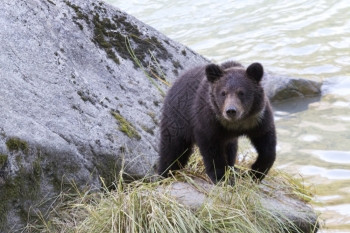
[0,0,207,230]
[0,0,321,231]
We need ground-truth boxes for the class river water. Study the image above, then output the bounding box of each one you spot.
[106,0,350,232]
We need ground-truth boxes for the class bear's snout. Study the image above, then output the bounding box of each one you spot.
[223,96,243,120]
[225,107,237,118]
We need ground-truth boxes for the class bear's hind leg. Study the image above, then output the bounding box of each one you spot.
[158,136,193,177]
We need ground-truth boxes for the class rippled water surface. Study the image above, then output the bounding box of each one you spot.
[106,0,350,231]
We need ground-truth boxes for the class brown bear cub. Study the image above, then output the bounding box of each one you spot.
[158,61,276,183]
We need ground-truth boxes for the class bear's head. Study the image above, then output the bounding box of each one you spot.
[205,62,266,128]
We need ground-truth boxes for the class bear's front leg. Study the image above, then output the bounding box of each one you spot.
[226,139,238,167]
[196,136,227,183]
[249,129,276,181]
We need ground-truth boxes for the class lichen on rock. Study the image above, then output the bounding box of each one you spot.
[0,154,8,168]
[65,0,174,72]
[111,111,141,140]
[6,137,29,154]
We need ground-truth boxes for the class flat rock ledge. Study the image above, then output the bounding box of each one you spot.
[0,0,321,231]
[158,178,319,233]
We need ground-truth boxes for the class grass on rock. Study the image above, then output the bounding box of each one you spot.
[25,147,315,233]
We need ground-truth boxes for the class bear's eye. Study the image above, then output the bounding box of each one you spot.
[221,91,226,96]
[237,91,244,97]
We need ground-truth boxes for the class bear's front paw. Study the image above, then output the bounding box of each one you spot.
[219,167,245,186]
[247,169,266,182]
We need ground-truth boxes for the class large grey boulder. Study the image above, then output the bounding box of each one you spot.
[0,0,207,230]
[0,0,321,231]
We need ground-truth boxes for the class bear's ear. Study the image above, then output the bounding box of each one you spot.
[206,64,224,83]
[246,63,264,83]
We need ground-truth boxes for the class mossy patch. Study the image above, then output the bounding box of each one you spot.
[6,137,28,154]
[64,0,88,21]
[92,14,120,64]
[141,125,154,135]
[172,60,183,75]
[47,0,55,5]
[147,111,159,125]
[172,60,182,69]
[0,148,87,230]
[36,150,80,193]
[111,111,141,140]
[93,154,122,189]
[153,100,160,107]
[64,0,90,30]
[0,158,42,230]
[65,1,172,80]
[0,154,8,168]
[91,10,172,68]
[77,90,96,105]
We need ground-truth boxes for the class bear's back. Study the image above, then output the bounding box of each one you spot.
[163,66,206,114]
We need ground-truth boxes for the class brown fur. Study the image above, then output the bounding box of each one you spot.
[158,61,276,183]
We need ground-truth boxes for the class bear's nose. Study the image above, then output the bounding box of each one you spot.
[226,107,237,117]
